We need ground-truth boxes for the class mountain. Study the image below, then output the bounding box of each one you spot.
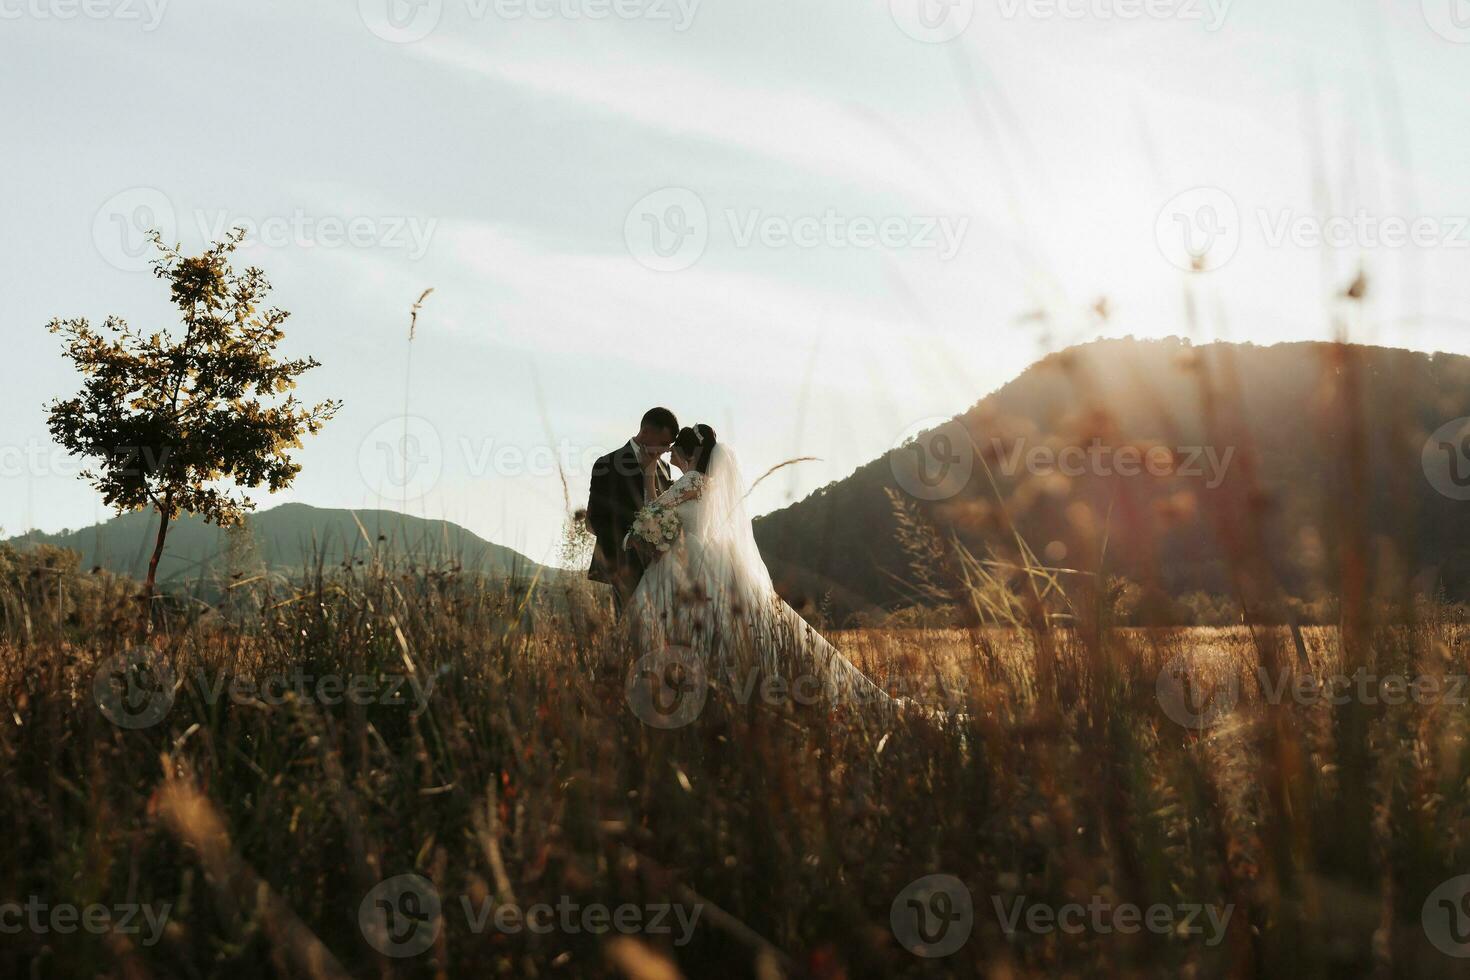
[752,337,1470,621]
[7,503,547,587]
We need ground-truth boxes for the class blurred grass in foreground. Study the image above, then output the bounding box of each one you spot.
[1,544,1468,978]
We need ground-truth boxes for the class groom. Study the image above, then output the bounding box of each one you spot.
[586,407,678,614]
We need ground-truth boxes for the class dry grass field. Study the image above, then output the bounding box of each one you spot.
[3,552,1469,979]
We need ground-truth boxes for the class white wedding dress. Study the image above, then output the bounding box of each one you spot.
[627,444,894,709]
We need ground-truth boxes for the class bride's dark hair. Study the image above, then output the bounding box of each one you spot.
[673,424,718,474]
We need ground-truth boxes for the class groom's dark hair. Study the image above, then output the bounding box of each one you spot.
[641,407,679,435]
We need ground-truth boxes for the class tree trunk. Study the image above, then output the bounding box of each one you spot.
[143,498,173,633]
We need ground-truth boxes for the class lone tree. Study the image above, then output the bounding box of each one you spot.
[46,230,341,612]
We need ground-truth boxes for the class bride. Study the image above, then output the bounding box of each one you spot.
[626,424,896,710]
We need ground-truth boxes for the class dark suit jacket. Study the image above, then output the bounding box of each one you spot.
[586,441,672,586]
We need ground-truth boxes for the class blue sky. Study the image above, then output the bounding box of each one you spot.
[3,0,1469,565]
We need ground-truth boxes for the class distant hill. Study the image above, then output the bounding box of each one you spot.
[7,503,547,587]
[753,337,1470,620]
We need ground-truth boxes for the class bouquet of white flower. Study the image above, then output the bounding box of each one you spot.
[630,502,682,552]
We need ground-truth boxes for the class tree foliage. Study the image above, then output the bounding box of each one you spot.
[45,230,341,603]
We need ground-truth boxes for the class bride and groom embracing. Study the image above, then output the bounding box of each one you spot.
[585,407,895,710]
